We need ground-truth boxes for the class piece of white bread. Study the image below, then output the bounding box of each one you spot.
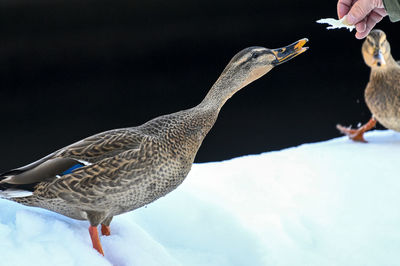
[316,16,355,31]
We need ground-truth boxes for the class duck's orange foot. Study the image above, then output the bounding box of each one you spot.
[336,124,367,142]
[101,224,111,236]
[336,118,377,143]
[89,226,105,256]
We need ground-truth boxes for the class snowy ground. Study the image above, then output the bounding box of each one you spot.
[1,130,400,266]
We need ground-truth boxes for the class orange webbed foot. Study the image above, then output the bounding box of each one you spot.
[336,124,368,142]
[336,117,377,143]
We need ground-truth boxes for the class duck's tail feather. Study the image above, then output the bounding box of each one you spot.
[0,156,87,199]
[0,176,36,199]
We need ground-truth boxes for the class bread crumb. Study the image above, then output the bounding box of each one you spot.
[316,16,355,31]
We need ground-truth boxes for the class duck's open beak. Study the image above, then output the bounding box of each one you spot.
[271,38,309,65]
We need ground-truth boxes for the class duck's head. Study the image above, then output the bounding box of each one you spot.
[362,29,391,69]
[220,38,308,89]
[204,38,308,107]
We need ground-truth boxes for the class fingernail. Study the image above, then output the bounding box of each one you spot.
[345,14,356,25]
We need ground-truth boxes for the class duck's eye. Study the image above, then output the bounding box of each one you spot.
[366,37,374,46]
[252,53,260,59]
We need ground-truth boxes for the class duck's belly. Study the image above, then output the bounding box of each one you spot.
[13,197,87,220]
[109,165,192,217]
[365,86,400,131]
[375,113,400,131]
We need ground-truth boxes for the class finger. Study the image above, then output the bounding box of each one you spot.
[337,0,353,18]
[374,7,388,17]
[365,10,384,29]
[337,0,359,18]
[355,18,367,32]
[355,12,383,39]
[372,10,385,22]
[347,0,376,24]
[356,31,368,39]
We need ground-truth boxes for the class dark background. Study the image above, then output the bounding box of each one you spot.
[1,0,399,171]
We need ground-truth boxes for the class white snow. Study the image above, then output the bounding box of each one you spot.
[1,130,400,266]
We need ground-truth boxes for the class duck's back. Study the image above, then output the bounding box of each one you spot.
[365,66,400,131]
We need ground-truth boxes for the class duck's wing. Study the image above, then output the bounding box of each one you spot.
[54,128,144,163]
[0,129,145,196]
[36,147,145,209]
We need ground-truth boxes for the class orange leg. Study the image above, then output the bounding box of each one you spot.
[101,224,111,236]
[89,226,104,256]
[337,117,377,142]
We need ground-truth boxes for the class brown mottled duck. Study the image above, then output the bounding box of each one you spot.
[0,39,308,255]
[337,29,400,142]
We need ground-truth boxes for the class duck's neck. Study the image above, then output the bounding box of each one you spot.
[197,71,244,113]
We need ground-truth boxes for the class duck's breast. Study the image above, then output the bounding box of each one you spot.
[365,71,400,131]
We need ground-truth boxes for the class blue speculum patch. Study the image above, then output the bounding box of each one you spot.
[61,163,84,175]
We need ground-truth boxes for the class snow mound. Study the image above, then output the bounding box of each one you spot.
[1,130,400,266]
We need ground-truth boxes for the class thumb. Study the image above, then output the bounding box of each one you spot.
[346,0,375,24]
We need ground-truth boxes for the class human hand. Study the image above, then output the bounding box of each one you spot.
[337,0,387,39]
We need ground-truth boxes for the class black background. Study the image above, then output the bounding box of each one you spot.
[1,0,399,171]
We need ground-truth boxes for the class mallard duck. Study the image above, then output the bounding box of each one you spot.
[337,29,400,142]
[0,39,308,255]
